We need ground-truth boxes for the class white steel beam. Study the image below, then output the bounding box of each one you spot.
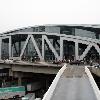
[1,36,11,39]
[43,35,59,61]
[62,36,90,45]
[76,40,90,45]
[1,32,100,44]
[62,34,100,44]
[0,38,2,59]
[60,37,63,60]
[79,44,93,60]
[75,41,79,60]
[20,35,31,58]
[62,37,76,42]
[30,35,43,61]
[9,36,12,59]
[92,43,100,55]
[42,35,45,60]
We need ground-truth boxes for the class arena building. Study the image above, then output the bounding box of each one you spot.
[0,24,100,63]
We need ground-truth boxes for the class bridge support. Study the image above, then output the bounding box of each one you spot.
[18,76,22,86]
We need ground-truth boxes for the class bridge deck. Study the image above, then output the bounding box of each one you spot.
[51,67,98,100]
[43,65,100,100]
[0,61,99,76]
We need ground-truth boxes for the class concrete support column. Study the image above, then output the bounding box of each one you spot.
[2,79,6,88]
[15,72,23,86]
[75,41,79,60]
[18,76,22,86]
[9,69,13,76]
[13,72,22,86]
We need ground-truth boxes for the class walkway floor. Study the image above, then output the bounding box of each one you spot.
[50,67,98,100]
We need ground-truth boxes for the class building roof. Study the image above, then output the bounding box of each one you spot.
[1,24,100,35]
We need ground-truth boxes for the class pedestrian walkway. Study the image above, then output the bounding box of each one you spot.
[43,64,100,100]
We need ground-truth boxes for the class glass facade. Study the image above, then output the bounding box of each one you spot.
[22,38,36,60]
[44,36,60,61]
[1,38,9,59]
[63,41,75,60]
[60,26,75,35]
[33,26,45,32]
[12,34,28,57]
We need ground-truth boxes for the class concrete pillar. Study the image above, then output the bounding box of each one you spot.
[18,76,22,86]
[13,72,22,86]
[2,79,6,88]
[9,69,13,76]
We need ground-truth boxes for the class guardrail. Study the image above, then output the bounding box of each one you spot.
[85,66,100,100]
[42,64,67,100]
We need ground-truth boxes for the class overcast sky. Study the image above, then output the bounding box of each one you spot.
[0,0,100,33]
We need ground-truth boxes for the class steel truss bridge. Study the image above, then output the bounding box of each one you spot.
[0,32,100,61]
